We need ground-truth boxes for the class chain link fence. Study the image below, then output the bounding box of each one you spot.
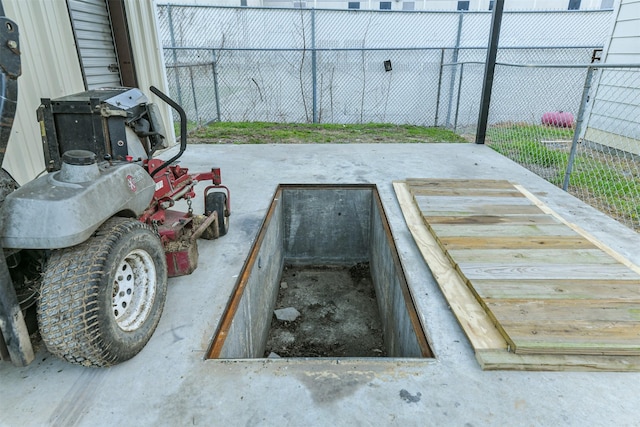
[485,64,640,232]
[155,5,640,232]
[156,6,611,126]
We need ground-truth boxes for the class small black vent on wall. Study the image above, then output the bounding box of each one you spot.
[457,1,470,10]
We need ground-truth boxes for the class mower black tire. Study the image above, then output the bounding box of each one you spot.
[37,217,168,367]
[202,192,229,239]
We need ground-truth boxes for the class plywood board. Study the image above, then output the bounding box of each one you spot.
[438,235,596,250]
[472,279,640,300]
[431,224,578,237]
[394,178,640,369]
[457,263,638,281]
[447,248,620,265]
[392,181,506,352]
[476,348,640,372]
[424,214,560,225]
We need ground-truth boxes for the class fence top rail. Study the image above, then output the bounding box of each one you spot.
[157,4,613,14]
[442,61,640,70]
[163,45,604,52]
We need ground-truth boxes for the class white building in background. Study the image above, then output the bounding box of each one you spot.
[583,0,640,155]
[163,0,616,11]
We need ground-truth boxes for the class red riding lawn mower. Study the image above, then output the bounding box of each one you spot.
[0,14,230,367]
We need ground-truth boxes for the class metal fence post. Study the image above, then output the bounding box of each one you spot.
[211,49,221,122]
[189,66,199,124]
[311,9,318,123]
[563,66,595,191]
[453,62,464,132]
[475,0,505,144]
[167,5,183,107]
[434,48,445,126]
[445,12,464,128]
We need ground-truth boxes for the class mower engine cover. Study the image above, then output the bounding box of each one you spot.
[39,87,167,172]
[0,150,155,249]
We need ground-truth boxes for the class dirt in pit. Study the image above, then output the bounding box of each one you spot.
[264,263,387,358]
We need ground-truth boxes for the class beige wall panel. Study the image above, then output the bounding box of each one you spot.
[3,0,85,184]
[585,127,640,156]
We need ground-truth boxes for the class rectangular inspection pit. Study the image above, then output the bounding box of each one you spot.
[207,184,433,359]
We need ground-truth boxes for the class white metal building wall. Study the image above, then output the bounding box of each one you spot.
[2,0,86,185]
[124,0,173,147]
[1,0,172,185]
[603,0,640,63]
[584,0,640,155]
[257,0,611,10]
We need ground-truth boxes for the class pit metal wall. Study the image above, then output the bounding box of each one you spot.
[214,190,285,358]
[370,193,430,357]
[209,184,432,359]
[283,187,372,265]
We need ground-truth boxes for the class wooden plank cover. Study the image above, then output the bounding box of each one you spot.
[398,178,640,359]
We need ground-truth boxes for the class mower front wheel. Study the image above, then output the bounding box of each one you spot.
[37,217,168,367]
[202,192,229,239]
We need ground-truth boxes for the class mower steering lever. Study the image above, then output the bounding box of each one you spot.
[148,86,187,178]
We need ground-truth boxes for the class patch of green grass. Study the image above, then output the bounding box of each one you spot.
[487,124,571,185]
[174,121,200,134]
[491,139,568,169]
[187,122,466,144]
[568,164,640,222]
[487,123,574,142]
[486,123,640,229]
[570,164,632,197]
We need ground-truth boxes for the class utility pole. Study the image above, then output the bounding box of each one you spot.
[475,0,505,144]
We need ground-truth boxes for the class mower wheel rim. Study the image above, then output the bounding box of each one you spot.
[112,249,157,332]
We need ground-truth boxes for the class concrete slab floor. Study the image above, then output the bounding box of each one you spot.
[2,143,640,426]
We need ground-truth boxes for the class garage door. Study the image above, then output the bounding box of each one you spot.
[68,0,122,89]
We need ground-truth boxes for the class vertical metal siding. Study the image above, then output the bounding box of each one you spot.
[584,0,640,154]
[68,0,122,88]
[605,0,640,63]
[124,0,174,143]
[2,0,86,185]
[2,0,172,185]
